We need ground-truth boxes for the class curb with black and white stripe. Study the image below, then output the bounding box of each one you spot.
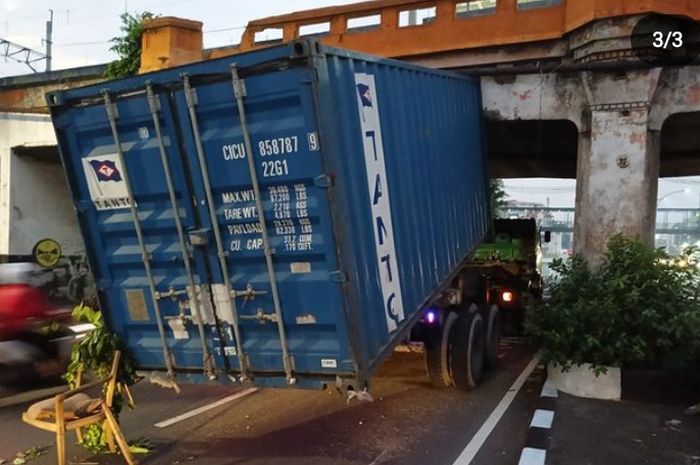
[517,379,558,465]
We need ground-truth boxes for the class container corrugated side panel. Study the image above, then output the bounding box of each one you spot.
[314,47,489,379]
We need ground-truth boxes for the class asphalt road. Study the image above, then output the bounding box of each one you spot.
[0,339,542,465]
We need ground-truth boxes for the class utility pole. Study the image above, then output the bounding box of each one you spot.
[45,9,53,72]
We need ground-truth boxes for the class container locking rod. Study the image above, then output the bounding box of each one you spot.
[103,91,175,378]
[146,84,216,379]
[182,74,251,381]
[231,63,295,385]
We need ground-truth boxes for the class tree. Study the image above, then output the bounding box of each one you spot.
[490,178,508,218]
[105,11,155,79]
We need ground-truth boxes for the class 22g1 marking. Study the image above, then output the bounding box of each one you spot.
[262,159,289,177]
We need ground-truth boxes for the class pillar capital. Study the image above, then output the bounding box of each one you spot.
[139,16,203,74]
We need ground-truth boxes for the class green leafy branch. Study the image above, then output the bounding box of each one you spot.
[64,304,138,453]
[105,11,156,79]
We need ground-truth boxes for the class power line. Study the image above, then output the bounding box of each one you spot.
[52,25,247,47]
[55,40,112,47]
[204,26,246,33]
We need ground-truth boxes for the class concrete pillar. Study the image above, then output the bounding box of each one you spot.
[574,69,662,264]
[139,17,203,74]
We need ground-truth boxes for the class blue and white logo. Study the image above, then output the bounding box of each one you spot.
[356,83,373,108]
[89,160,122,182]
[82,154,130,211]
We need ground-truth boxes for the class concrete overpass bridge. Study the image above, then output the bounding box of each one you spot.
[139,0,700,262]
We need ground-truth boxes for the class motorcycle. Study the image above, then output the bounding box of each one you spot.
[0,264,88,393]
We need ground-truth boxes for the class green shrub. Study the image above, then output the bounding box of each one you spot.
[525,235,700,374]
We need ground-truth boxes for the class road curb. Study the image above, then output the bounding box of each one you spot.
[517,378,558,465]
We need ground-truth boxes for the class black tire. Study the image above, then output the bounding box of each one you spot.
[449,311,485,391]
[67,275,85,302]
[424,310,458,388]
[480,304,502,370]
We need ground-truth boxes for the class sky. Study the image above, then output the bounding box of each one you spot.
[504,178,700,209]
[2,0,699,209]
[0,0,360,76]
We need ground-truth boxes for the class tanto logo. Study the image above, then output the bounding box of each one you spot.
[356,83,373,108]
[90,160,122,182]
[83,154,130,211]
[355,72,405,333]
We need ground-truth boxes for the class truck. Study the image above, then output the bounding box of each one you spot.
[468,218,545,335]
[47,40,529,394]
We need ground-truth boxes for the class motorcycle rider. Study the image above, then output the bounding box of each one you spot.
[0,263,64,388]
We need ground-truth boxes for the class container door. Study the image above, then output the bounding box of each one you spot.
[174,64,352,386]
[64,86,228,376]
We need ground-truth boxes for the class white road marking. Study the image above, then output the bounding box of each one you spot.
[540,380,558,398]
[0,385,67,408]
[450,354,541,465]
[502,337,527,344]
[155,387,258,428]
[368,449,389,465]
[518,447,546,465]
[530,409,554,429]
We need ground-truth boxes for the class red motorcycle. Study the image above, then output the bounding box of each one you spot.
[0,278,75,391]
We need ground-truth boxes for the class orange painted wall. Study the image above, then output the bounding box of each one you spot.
[235,0,700,57]
[144,0,700,68]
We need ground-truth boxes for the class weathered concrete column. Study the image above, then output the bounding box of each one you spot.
[574,69,662,264]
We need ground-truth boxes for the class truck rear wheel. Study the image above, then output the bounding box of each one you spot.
[481,304,502,370]
[449,310,485,391]
[424,309,458,388]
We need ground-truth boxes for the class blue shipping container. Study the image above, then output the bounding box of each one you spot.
[48,41,489,390]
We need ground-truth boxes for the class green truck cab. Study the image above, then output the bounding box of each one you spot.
[468,219,546,334]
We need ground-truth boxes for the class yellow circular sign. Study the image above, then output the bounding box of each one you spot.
[33,238,62,268]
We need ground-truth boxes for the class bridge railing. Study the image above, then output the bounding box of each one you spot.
[231,0,566,59]
[214,0,700,61]
[505,207,700,235]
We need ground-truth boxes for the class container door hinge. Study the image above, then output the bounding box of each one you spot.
[232,76,247,99]
[300,68,318,84]
[329,271,348,283]
[313,174,333,188]
[46,91,64,107]
[104,98,119,121]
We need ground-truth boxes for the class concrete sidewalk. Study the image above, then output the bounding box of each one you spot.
[548,392,700,465]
